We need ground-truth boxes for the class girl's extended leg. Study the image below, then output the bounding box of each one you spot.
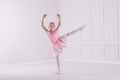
[55,55,61,74]
[63,25,85,38]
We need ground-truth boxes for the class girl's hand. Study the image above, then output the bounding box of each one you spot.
[43,14,47,18]
[57,14,60,17]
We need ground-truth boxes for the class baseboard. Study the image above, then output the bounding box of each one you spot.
[60,59,120,64]
[1,59,120,66]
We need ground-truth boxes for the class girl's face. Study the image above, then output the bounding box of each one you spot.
[49,22,55,31]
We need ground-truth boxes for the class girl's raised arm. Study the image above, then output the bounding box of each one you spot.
[55,14,61,32]
[41,14,48,32]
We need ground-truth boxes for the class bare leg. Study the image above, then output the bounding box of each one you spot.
[54,55,61,74]
[63,25,85,38]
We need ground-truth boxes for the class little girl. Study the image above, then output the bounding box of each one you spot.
[41,14,85,74]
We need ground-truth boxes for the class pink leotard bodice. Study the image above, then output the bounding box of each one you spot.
[47,31,59,43]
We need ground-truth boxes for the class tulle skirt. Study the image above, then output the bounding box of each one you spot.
[51,36,67,55]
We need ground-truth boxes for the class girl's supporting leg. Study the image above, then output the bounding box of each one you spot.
[55,55,61,74]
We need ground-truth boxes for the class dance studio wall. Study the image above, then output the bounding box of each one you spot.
[0,0,58,65]
[0,0,120,65]
[59,0,120,63]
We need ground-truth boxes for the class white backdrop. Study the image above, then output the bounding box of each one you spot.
[0,0,58,65]
[0,0,120,65]
[60,0,120,63]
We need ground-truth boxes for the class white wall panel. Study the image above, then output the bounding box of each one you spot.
[80,0,91,44]
[118,2,120,60]
[92,45,104,61]
[59,0,120,63]
[91,0,104,44]
[118,3,120,43]
[105,45,115,61]
[81,45,92,60]
[67,0,81,45]
[104,1,116,44]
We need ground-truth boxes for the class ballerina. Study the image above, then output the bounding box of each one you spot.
[41,14,85,74]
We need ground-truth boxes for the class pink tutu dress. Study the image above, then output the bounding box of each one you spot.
[47,27,82,55]
[47,31,67,55]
